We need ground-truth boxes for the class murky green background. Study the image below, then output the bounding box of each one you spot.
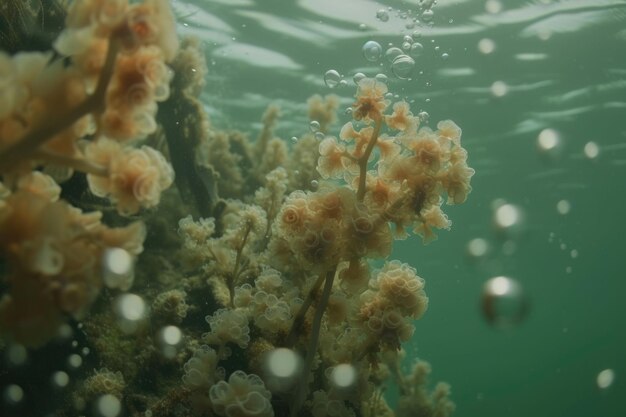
[174,0,626,416]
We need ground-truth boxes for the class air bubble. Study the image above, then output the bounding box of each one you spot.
[583,141,599,159]
[421,9,434,22]
[376,9,389,22]
[537,128,562,159]
[315,132,325,140]
[5,344,28,366]
[263,348,302,393]
[338,79,348,88]
[309,120,320,132]
[3,384,24,405]
[441,52,450,60]
[418,111,430,123]
[291,136,298,143]
[494,203,525,234]
[95,394,122,417]
[556,200,571,215]
[391,55,415,79]
[114,293,147,333]
[490,81,508,97]
[353,72,366,84]
[330,364,357,389]
[375,73,388,84]
[467,238,489,259]
[68,353,83,369]
[385,47,404,63]
[597,369,615,389]
[324,69,341,89]
[481,276,528,329]
[409,42,424,58]
[478,38,496,54]
[362,41,383,62]
[51,371,70,388]
[102,248,134,291]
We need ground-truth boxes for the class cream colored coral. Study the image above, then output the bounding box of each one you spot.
[209,370,274,417]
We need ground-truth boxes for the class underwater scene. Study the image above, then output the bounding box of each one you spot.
[0,0,625,416]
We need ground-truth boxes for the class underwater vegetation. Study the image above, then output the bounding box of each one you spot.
[0,1,474,416]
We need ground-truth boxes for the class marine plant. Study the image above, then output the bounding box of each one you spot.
[0,1,474,416]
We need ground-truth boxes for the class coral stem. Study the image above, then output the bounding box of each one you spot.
[285,271,326,347]
[290,265,337,417]
[31,149,108,177]
[356,117,383,202]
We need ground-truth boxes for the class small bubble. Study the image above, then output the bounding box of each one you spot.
[3,384,24,405]
[375,73,388,84]
[597,369,615,389]
[556,200,571,215]
[324,69,341,88]
[6,344,28,366]
[81,347,90,356]
[362,41,383,62]
[344,107,353,115]
[115,294,146,321]
[570,249,579,259]
[315,131,325,140]
[490,80,508,97]
[67,353,83,369]
[385,47,404,63]
[330,363,357,389]
[485,0,503,14]
[291,136,298,143]
[494,203,524,233]
[478,38,496,54]
[467,238,489,259]
[51,371,70,388]
[402,41,411,51]
[376,9,389,22]
[309,120,320,132]
[418,111,430,123]
[441,52,450,60]
[95,394,121,417]
[412,30,422,39]
[537,128,562,157]
[403,35,413,43]
[481,276,529,329]
[310,180,319,190]
[102,248,134,291]
[358,23,368,31]
[391,55,415,79]
[421,9,434,22]
[583,141,600,159]
[353,72,366,84]
[266,348,301,379]
[338,79,348,88]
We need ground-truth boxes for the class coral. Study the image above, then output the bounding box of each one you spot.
[209,370,274,417]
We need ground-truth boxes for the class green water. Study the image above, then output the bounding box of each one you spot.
[1,0,626,416]
[180,0,626,415]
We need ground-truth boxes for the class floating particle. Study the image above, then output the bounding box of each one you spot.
[96,394,121,417]
[583,141,600,159]
[467,238,490,259]
[402,41,411,51]
[485,0,503,14]
[376,9,389,22]
[51,371,70,388]
[418,111,430,123]
[330,363,357,389]
[403,35,413,43]
[385,47,404,63]
[158,325,183,359]
[391,55,415,79]
[421,9,434,22]
[310,180,319,190]
[114,294,147,333]
[358,23,368,31]
[597,369,615,389]
[362,41,383,62]
[375,73,388,84]
[291,136,298,143]
[556,199,571,215]
[441,52,450,60]
[102,247,133,291]
[353,72,366,84]
[338,79,348,88]
[5,344,28,366]
[264,348,302,393]
[409,42,424,58]
[570,249,579,259]
[481,276,529,328]
[3,384,24,405]
[537,128,562,158]
[412,30,422,39]
[344,107,353,115]
[478,38,496,54]
[494,203,525,233]
[314,131,325,140]
[309,120,320,132]
[67,353,83,369]
[490,80,508,97]
[324,69,341,88]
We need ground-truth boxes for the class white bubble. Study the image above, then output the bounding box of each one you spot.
[68,353,83,369]
[478,38,496,54]
[96,394,122,417]
[402,41,411,51]
[6,344,28,366]
[490,80,508,97]
[291,136,298,143]
[570,249,579,259]
[597,369,615,389]
[391,55,415,79]
[309,120,320,133]
[362,41,383,62]
[375,73,388,84]
[537,129,562,159]
[4,384,24,405]
[481,276,528,328]
[409,42,424,58]
[314,131,325,140]
[421,9,434,22]
[583,141,600,159]
[494,204,523,230]
[324,69,341,89]
[331,364,357,389]
[385,47,404,63]
[102,248,134,291]
[358,23,368,31]
[467,238,489,259]
[159,325,183,346]
[52,371,70,388]
[556,200,571,215]
[353,72,366,84]
[338,79,348,88]
[485,0,503,14]
[267,348,300,378]
[114,293,147,330]
[376,9,389,22]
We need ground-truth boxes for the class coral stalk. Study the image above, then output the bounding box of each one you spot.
[356,117,383,202]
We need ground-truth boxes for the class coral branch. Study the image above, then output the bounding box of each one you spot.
[356,117,383,202]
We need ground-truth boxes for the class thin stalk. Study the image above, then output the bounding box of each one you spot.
[285,271,326,347]
[31,149,108,177]
[356,117,383,202]
[228,222,252,307]
[290,265,337,417]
